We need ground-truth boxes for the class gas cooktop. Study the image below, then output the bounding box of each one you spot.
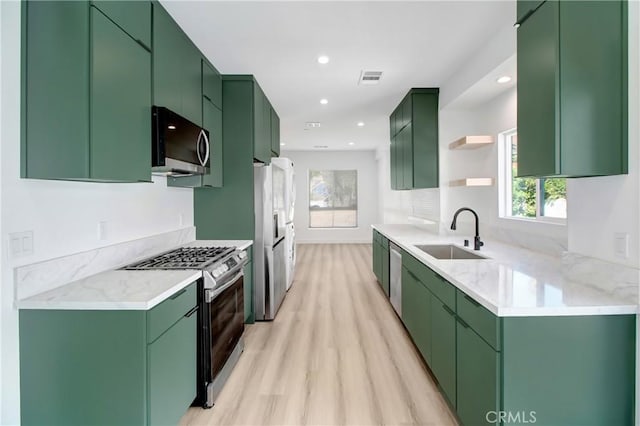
[123,247,235,270]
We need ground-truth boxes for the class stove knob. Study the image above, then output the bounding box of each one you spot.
[221,264,229,273]
[212,268,222,278]
[238,251,247,259]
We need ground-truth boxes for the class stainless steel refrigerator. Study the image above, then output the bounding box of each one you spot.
[253,163,287,320]
[272,157,296,290]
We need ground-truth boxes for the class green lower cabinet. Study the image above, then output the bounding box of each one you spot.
[19,283,198,426]
[148,314,197,426]
[430,298,456,407]
[456,322,501,426]
[381,246,390,297]
[372,239,381,283]
[401,267,432,364]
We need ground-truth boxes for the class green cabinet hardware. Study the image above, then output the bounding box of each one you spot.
[516,0,627,177]
[393,243,635,425]
[90,6,151,182]
[456,320,501,426]
[243,247,254,323]
[430,299,457,407]
[388,88,439,189]
[271,107,281,157]
[91,0,151,48]
[401,267,432,364]
[19,282,198,426]
[195,76,276,239]
[152,2,203,125]
[22,1,152,182]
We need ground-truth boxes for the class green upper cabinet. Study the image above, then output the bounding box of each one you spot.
[202,99,223,187]
[22,1,152,182]
[91,0,151,48]
[516,0,627,177]
[152,2,203,125]
[90,6,151,182]
[202,60,222,110]
[388,88,439,189]
[271,107,280,157]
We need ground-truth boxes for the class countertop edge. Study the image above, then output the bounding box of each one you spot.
[16,271,202,311]
[372,225,639,317]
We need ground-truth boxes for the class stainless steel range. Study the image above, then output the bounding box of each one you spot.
[124,245,248,408]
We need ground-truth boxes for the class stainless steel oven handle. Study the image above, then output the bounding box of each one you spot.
[205,271,243,303]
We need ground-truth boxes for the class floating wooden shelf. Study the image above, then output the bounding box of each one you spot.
[449,178,494,187]
[449,135,494,150]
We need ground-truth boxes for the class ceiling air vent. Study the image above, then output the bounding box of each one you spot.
[305,122,321,129]
[313,145,329,149]
[359,70,383,85]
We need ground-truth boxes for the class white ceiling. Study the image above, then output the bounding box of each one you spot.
[161,1,516,151]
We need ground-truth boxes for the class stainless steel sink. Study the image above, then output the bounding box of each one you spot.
[415,244,488,260]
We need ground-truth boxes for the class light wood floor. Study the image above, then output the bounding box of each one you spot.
[180,244,457,426]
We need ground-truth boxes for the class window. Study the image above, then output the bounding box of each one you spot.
[500,130,567,221]
[309,170,357,228]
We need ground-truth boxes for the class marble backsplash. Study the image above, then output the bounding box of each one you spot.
[15,227,196,301]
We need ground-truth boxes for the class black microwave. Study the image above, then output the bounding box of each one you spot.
[152,106,210,175]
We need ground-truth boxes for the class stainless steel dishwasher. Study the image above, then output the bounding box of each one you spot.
[389,242,402,316]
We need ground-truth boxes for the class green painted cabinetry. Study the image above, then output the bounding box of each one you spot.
[243,247,254,324]
[271,108,281,157]
[388,89,439,189]
[202,98,223,187]
[395,247,635,425]
[19,283,198,426]
[516,0,627,177]
[371,230,389,296]
[203,60,222,110]
[252,83,280,163]
[22,1,152,182]
[152,2,203,125]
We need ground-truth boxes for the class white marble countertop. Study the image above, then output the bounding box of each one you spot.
[17,239,253,310]
[374,224,638,317]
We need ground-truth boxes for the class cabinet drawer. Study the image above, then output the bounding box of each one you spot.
[402,251,455,309]
[148,282,197,343]
[456,289,501,351]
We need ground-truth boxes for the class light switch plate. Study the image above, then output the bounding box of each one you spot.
[9,231,34,258]
[614,233,629,258]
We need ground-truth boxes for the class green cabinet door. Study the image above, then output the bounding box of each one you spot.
[253,84,270,163]
[517,0,627,177]
[412,91,439,188]
[381,246,390,297]
[516,0,558,177]
[402,123,413,189]
[90,7,151,182]
[456,322,501,426]
[152,3,183,113]
[431,298,456,407]
[401,267,432,364]
[202,60,222,110]
[91,0,151,47]
[148,314,197,426]
[271,108,280,157]
[202,98,223,187]
[390,135,397,190]
[372,240,381,283]
[182,37,203,125]
[22,1,90,180]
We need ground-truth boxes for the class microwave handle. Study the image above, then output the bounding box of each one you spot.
[197,130,210,167]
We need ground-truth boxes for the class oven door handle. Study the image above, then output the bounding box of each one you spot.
[205,271,243,303]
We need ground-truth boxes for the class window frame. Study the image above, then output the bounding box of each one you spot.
[498,129,566,225]
[307,169,359,229]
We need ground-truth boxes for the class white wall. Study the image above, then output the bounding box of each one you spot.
[1,3,194,423]
[283,150,378,244]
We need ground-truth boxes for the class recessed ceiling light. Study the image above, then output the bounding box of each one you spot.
[357,122,365,127]
[348,142,355,146]
[320,98,328,105]
[496,76,512,84]
[317,55,330,65]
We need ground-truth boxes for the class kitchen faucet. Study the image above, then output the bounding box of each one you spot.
[450,207,484,250]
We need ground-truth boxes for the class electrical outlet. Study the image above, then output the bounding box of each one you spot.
[9,231,34,258]
[614,233,629,258]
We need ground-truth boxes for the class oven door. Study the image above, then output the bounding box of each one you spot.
[209,273,244,381]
